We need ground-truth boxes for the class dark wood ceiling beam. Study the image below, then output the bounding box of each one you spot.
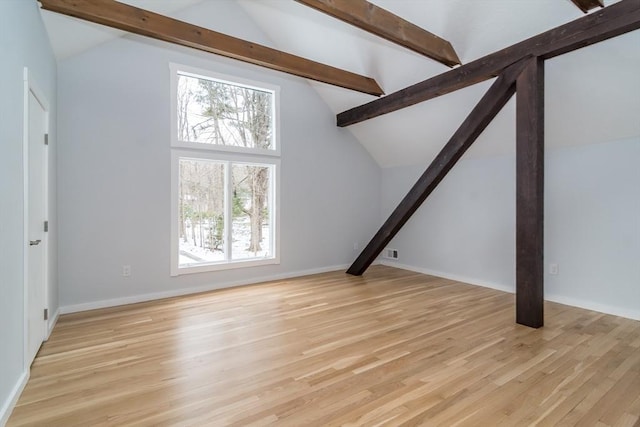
[39,0,384,96]
[294,0,460,67]
[337,0,640,126]
[515,57,545,328]
[346,59,529,276]
[571,0,605,14]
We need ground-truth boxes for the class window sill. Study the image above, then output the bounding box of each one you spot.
[171,257,280,276]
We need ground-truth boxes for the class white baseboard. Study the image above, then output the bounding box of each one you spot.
[380,260,640,321]
[544,293,640,321]
[380,260,514,294]
[60,264,350,314]
[0,308,59,427]
[0,370,29,427]
[46,308,60,340]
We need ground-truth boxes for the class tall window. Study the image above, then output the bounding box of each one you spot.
[170,64,279,275]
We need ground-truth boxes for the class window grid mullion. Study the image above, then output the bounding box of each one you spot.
[224,161,232,261]
[270,166,275,256]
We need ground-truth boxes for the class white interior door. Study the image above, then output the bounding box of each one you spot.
[26,89,47,366]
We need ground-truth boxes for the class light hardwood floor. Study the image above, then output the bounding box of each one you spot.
[8,265,640,426]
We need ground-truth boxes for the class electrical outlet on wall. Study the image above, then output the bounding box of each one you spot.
[549,263,559,275]
[123,265,132,277]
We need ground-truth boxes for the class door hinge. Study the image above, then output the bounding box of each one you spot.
[44,308,49,321]
[44,134,49,145]
[44,220,49,232]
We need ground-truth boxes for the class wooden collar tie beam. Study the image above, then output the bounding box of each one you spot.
[38,0,384,96]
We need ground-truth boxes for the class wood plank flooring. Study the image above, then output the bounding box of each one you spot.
[8,265,640,426]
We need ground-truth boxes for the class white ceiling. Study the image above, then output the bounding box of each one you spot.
[41,0,640,168]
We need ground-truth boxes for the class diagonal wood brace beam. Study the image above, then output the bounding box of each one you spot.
[347,58,531,276]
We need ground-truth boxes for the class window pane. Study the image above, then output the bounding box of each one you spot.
[231,163,271,260]
[178,159,226,266]
[177,73,274,150]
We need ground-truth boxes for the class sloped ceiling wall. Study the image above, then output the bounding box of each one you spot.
[41,0,639,167]
[237,0,639,167]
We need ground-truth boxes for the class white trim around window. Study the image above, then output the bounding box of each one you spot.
[170,63,281,275]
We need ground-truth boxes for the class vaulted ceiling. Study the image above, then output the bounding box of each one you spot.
[40,0,640,168]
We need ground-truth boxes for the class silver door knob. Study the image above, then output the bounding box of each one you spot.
[29,240,41,246]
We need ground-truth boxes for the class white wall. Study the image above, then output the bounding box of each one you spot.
[0,0,58,423]
[381,151,517,290]
[381,137,640,320]
[57,0,380,310]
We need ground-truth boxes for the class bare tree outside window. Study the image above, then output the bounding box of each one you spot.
[177,74,273,150]
[178,159,226,264]
[176,73,275,266]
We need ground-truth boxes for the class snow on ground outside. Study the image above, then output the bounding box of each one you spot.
[179,220,271,265]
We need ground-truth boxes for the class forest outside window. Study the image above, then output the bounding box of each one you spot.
[170,64,280,275]
[172,64,279,155]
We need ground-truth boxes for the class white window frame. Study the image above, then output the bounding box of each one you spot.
[170,63,281,157]
[170,63,281,276]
